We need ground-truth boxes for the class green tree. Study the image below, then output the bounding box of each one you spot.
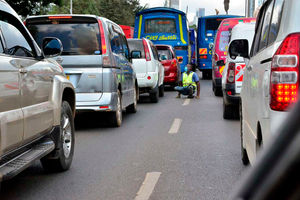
[6,0,62,17]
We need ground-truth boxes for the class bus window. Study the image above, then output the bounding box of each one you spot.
[145,18,177,34]
[205,19,223,31]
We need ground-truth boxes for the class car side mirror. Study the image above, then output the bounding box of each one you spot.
[42,37,63,58]
[216,60,225,66]
[177,57,183,63]
[229,39,249,60]
[131,51,141,59]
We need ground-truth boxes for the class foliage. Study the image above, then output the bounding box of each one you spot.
[6,0,62,17]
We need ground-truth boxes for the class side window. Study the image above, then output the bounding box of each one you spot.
[0,17,34,57]
[258,1,274,51]
[109,25,122,54]
[268,0,284,45]
[150,43,159,60]
[251,6,266,56]
[119,34,130,60]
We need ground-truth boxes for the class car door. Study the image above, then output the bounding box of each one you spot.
[0,15,55,142]
[0,29,23,155]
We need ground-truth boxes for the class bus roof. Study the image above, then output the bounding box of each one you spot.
[198,15,242,19]
[136,7,186,16]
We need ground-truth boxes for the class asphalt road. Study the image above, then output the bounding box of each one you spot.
[1,77,246,200]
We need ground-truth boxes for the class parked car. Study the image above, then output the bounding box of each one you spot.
[26,15,138,127]
[128,38,164,103]
[0,1,76,182]
[222,22,256,119]
[156,44,181,86]
[212,17,256,96]
[229,0,296,165]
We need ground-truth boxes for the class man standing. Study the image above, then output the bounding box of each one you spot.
[175,64,200,99]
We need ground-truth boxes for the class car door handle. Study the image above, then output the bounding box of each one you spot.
[19,68,27,74]
[247,65,253,71]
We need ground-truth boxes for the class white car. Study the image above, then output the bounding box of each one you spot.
[229,0,299,165]
[128,38,165,103]
[222,22,255,119]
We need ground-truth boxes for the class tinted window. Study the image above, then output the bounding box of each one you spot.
[145,18,176,34]
[109,26,123,54]
[120,34,130,59]
[205,18,223,31]
[251,6,267,56]
[0,20,33,57]
[219,31,230,52]
[157,49,172,60]
[128,40,145,59]
[258,1,274,51]
[28,23,100,55]
[268,0,284,44]
[150,42,159,60]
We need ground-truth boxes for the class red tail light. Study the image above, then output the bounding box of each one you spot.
[98,19,107,54]
[48,16,72,19]
[227,62,235,84]
[143,39,151,61]
[270,33,300,111]
[214,53,219,61]
[200,55,207,59]
[192,51,196,59]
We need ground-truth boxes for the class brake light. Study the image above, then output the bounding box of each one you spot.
[143,39,151,61]
[200,55,207,59]
[270,33,300,111]
[98,19,107,54]
[214,53,219,61]
[227,62,235,84]
[48,16,72,19]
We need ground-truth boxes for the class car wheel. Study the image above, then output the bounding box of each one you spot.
[214,86,222,97]
[159,84,164,97]
[150,86,159,103]
[240,102,249,165]
[110,90,123,127]
[41,101,75,172]
[126,86,138,113]
[223,99,234,119]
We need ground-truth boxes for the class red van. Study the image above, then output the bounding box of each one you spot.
[156,45,181,86]
[212,17,256,96]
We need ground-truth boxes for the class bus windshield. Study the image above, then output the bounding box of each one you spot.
[205,19,223,31]
[145,18,177,33]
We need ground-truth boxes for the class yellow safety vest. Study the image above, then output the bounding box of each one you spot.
[183,72,197,88]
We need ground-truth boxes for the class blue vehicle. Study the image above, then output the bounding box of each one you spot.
[197,15,241,79]
[134,7,190,72]
[189,28,197,67]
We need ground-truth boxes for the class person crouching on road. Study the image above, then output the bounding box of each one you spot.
[175,64,200,99]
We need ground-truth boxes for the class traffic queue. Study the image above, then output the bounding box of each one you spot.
[0,0,299,194]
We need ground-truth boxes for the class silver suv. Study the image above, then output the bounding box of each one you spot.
[26,15,138,127]
[0,1,76,182]
[229,0,299,165]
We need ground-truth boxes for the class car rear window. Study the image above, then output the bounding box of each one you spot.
[219,31,230,52]
[157,49,172,60]
[145,18,177,34]
[128,40,145,59]
[27,20,101,55]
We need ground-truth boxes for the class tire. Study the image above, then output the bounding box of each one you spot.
[150,86,159,103]
[41,101,75,172]
[240,102,249,165]
[126,86,138,113]
[159,84,164,97]
[109,90,123,127]
[214,86,222,97]
[223,99,234,119]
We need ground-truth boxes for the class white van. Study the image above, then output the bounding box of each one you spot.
[221,22,256,119]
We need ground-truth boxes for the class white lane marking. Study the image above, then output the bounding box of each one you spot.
[168,118,182,134]
[135,172,161,200]
[182,99,190,106]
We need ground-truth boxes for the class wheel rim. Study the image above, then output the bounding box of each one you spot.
[62,114,72,158]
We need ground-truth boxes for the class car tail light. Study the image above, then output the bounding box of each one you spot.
[48,16,72,19]
[200,55,207,59]
[143,39,151,61]
[227,62,235,84]
[192,51,196,59]
[98,19,107,54]
[214,53,219,62]
[270,33,300,111]
[147,76,151,80]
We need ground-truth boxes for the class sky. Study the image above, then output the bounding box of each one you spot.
[139,0,245,24]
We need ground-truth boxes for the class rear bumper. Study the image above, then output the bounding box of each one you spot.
[137,72,158,89]
[76,92,118,112]
[223,84,240,106]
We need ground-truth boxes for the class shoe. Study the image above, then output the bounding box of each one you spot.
[187,95,194,99]
[176,94,181,98]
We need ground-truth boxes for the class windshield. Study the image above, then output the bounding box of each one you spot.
[205,18,223,31]
[28,23,101,55]
[145,18,177,34]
